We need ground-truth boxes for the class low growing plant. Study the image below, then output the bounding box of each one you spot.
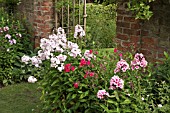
[0,8,33,86]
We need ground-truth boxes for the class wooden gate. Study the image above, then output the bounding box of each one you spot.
[55,0,87,36]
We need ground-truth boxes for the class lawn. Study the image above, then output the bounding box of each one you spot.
[0,82,42,113]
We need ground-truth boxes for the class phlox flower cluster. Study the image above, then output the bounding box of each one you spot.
[97,90,110,99]
[114,59,130,73]
[79,58,91,67]
[97,75,124,99]
[5,33,17,45]
[28,76,37,83]
[21,25,86,72]
[84,71,95,78]
[1,26,22,45]
[84,50,96,61]
[0,26,9,32]
[109,75,124,90]
[131,53,148,70]
[64,63,75,73]
[74,24,85,38]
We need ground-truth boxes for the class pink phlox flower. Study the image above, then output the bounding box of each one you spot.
[109,75,124,89]
[97,90,110,99]
[3,26,9,31]
[9,39,16,45]
[114,59,129,73]
[131,53,148,70]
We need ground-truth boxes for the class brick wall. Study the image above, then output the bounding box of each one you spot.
[17,0,54,47]
[116,0,170,62]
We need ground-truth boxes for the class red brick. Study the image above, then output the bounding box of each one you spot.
[130,36,140,43]
[124,16,136,22]
[123,28,136,35]
[117,16,123,21]
[131,23,141,29]
[116,27,123,33]
[141,30,149,36]
[116,33,129,40]
[121,41,131,47]
[117,22,130,28]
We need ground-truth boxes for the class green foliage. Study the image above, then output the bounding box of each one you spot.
[127,0,155,20]
[96,0,155,20]
[85,4,116,49]
[153,52,170,83]
[39,51,104,112]
[0,8,33,86]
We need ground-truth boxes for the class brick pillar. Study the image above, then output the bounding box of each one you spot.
[116,1,170,62]
[17,0,55,48]
[33,0,54,47]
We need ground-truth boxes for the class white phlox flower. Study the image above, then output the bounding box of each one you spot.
[57,63,64,72]
[57,54,67,62]
[21,55,30,64]
[28,76,37,83]
[50,57,60,68]
[30,56,42,67]
[74,24,85,38]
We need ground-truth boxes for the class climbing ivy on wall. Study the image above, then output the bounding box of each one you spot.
[95,0,155,20]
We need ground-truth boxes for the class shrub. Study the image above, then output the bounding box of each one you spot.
[85,4,116,49]
[0,8,33,86]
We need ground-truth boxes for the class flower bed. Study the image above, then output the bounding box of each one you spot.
[22,25,170,112]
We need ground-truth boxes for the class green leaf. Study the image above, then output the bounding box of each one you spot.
[3,79,7,84]
[120,99,131,105]
[164,51,169,59]
[67,88,74,92]
[72,94,77,99]
[107,99,118,106]
[100,104,110,112]
[79,91,89,99]
[49,90,58,95]
[114,91,120,102]
[51,79,59,86]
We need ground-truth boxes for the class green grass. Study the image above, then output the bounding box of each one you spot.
[0,82,42,113]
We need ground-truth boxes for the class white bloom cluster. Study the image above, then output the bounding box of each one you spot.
[21,26,85,72]
[84,50,96,60]
[74,24,85,38]
[28,76,37,83]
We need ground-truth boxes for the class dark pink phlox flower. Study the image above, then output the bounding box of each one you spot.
[80,58,86,67]
[89,49,93,54]
[71,66,75,71]
[97,89,110,99]
[64,64,75,72]
[64,63,71,72]
[114,59,130,74]
[109,75,124,90]
[89,72,95,77]
[74,82,79,88]
[114,48,118,53]
[84,71,95,78]
[86,60,91,66]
